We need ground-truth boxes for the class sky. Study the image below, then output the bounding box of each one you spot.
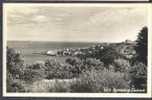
[5,4,148,42]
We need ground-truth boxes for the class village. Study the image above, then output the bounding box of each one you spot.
[35,40,136,61]
[38,44,105,57]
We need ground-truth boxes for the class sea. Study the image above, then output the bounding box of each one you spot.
[7,41,97,64]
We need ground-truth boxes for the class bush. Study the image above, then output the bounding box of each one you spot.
[129,62,147,91]
[114,58,130,72]
[70,69,129,93]
[84,58,104,71]
[44,59,75,79]
[49,80,70,92]
[70,70,100,93]
[65,57,82,66]
[7,78,25,92]
[44,59,61,79]
[65,58,105,77]
[21,64,46,83]
[7,47,26,92]
[7,47,24,79]
[44,58,103,79]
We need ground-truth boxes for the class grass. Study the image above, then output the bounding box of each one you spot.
[26,79,75,92]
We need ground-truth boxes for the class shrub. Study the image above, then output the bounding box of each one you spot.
[44,59,75,79]
[49,80,70,92]
[44,59,61,79]
[70,69,129,93]
[7,78,25,92]
[129,62,147,91]
[84,58,104,71]
[7,47,24,79]
[7,47,26,92]
[65,57,82,66]
[114,58,130,72]
[21,64,46,83]
[65,58,105,77]
[70,70,101,92]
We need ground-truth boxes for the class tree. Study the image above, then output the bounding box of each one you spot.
[95,46,120,68]
[129,62,147,91]
[22,65,45,83]
[135,26,148,65]
[129,26,148,91]
[7,47,25,92]
[7,47,24,79]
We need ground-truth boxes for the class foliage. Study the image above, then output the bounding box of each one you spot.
[7,77,25,92]
[129,27,147,91]
[70,69,129,93]
[135,26,148,65]
[129,62,147,90]
[96,46,121,67]
[7,47,24,79]
[21,66,45,83]
[65,57,81,66]
[43,57,104,79]
[49,80,70,92]
[66,58,105,77]
[80,46,121,69]
[7,47,26,92]
[85,58,102,65]
[114,58,130,72]
[44,59,74,79]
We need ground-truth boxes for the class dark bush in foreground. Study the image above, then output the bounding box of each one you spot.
[7,47,24,79]
[129,62,147,91]
[7,78,25,92]
[7,47,26,92]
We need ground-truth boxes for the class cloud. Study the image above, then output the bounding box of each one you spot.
[5,4,148,42]
[32,15,48,23]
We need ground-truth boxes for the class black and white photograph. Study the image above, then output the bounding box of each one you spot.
[3,3,152,97]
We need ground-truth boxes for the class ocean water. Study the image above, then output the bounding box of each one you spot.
[7,41,96,64]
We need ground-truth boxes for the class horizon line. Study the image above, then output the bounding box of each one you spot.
[7,39,134,43]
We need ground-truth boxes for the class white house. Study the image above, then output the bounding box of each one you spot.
[46,50,57,56]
